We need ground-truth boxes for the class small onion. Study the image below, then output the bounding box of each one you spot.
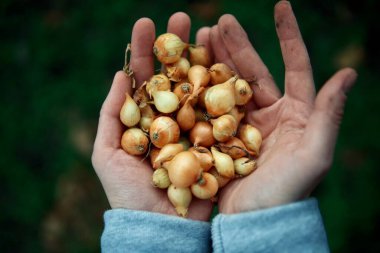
[153,143,184,169]
[173,81,195,107]
[210,114,237,142]
[167,151,202,188]
[149,147,161,169]
[133,83,149,108]
[189,121,215,148]
[218,137,249,159]
[166,57,190,82]
[189,146,214,172]
[234,79,253,105]
[176,97,196,132]
[205,76,237,117]
[234,157,257,176]
[209,167,231,188]
[167,184,192,217]
[152,90,179,113]
[188,45,211,67]
[188,65,210,94]
[153,33,188,64]
[120,93,141,127]
[146,74,171,98]
[139,104,156,132]
[121,128,149,155]
[227,106,245,126]
[191,173,218,199]
[209,63,234,85]
[211,146,235,178]
[150,116,180,148]
[239,124,262,155]
[152,168,171,189]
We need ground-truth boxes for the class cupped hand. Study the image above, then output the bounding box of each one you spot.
[210,1,357,213]
[91,13,213,221]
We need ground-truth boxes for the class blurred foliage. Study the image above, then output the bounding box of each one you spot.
[1,0,379,252]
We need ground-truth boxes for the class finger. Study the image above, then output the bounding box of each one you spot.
[209,25,237,72]
[274,1,315,104]
[218,14,281,108]
[93,71,130,152]
[167,12,191,44]
[130,18,155,88]
[303,68,357,170]
[196,27,214,63]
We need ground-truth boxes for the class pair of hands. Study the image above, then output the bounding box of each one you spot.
[92,1,357,221]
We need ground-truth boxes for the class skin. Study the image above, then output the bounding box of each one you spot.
[92,1,357,220]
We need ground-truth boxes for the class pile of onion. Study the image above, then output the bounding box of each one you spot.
[119,33,262,217]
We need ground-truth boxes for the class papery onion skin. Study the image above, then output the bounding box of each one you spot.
[152,90,179,114]
[234,157,257,176]
[188,45,211,67]
[210,115,237,142]
[188,65,210,93]
[152,168,171,189]
[153,143,184,169]
[189,121,215,148]
[167,151,202,188]
[209,167,231,188]
[167,184,192,217]
[209,63,234,85]
[153,33,188,64]
[211,146,235,178]
[121,128,149,155]
[189,146,214,172]
[150,116,180,148]
[235,79,253,105]
[205,76,237,117]
[238,124,262,155]
[191,172,218,199]
[139,104,156,132]
[120,93,141,127]
[218,137,248,159]
[166,57,190,82]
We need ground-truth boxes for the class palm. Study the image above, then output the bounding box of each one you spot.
[210,2,356,213]
[92,13,213,221]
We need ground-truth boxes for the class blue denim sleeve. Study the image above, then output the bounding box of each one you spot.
[101,209,211,253]
[211,198,329,253]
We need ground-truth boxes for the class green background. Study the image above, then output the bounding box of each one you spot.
[1,0,379,252]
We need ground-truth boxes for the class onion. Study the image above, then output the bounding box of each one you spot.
[167,151,202,188]
[189,121,215,148]
[205,76,237,117]
[211,146,234,178]
[146,74,171,98]
[188,45,211,67]
[121,128,149,155]
[210,114,237,142]
[197,86,209,109]
[234,79,253,105]
[191,172,218,199]
[189,146,214,172]
[139,104,156,132]
[153,143,184,169]
[176,97,196,132]
[218,137,249,159]
[188,65,210,94]
[234,157,257,176]
[227,106,245,126]
[153,33,188,64]
[133,83,149,108]
[152,90,179,113]
[152,168,171,189]
[173,81,194,107]
[120,93,141,127]
[238,124,262,155]
[149,147,161,169]
[209,167,231,188]
[209,63,234,85]
[150,116,180,148]
[167,184,192,217]
[166,57,190,82]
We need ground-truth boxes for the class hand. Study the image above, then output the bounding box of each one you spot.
[210,1,357,213]
[91,13,213,221]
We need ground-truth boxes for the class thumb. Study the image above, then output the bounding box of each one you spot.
[303,68,357,170]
